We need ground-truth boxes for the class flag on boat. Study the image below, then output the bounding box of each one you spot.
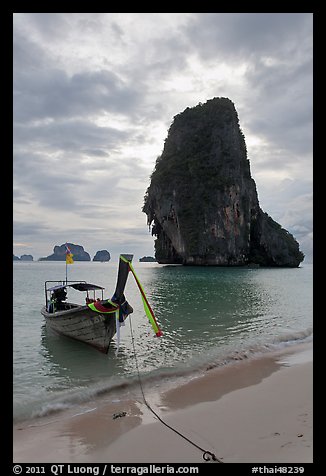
[65,244,74,264]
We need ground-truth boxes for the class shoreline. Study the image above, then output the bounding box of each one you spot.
[13,341,313,463]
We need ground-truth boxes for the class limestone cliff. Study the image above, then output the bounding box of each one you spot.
[143,98,304,267]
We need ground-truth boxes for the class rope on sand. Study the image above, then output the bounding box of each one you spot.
[128,319,224,463]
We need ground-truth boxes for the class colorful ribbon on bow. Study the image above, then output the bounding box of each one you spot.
[120,256,163,337]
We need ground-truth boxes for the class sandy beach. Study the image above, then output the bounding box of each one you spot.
[13,341,313,464]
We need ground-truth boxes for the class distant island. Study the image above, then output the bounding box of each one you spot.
[37,243,114,261]
[39,243,91,261]
[13,254,33,261]
[93,250,111,262]
[139,256,156,262]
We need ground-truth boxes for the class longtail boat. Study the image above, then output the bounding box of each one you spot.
[41,254,162,353]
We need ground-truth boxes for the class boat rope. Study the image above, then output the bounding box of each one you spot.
[128,318,224,463]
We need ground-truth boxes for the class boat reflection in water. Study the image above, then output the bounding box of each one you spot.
[40,322,131,386]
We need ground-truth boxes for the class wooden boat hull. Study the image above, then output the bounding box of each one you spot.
[41,304,116,353]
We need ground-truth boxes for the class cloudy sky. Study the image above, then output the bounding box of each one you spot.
[13,13,313,262]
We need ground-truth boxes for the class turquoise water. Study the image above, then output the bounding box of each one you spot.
[13,260,313,422]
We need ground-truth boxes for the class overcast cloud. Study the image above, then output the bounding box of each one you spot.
[13,13,313,262]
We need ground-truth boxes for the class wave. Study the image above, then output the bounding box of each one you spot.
[14,326,312,424]
[203,327,313,370]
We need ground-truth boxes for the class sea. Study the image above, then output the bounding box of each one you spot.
[13,260,313,424]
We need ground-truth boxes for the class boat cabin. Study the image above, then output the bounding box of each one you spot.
[45,280,105,313]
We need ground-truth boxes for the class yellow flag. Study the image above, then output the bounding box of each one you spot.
[65,244,74,264]
[66,253,74,264]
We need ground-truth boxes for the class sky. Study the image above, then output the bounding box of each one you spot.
[13,13,313,262]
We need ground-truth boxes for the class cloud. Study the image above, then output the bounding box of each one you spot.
[13,13,313,262]
[183,13,311,60]
[14,68,143,123]
[180,14,313,162]
[14,119,131,156]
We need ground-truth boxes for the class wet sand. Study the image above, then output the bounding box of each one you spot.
[13,342,313,463]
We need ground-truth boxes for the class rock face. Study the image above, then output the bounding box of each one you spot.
[39,243,91,261]
[143,98,304,267]
[93,250,111,262]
